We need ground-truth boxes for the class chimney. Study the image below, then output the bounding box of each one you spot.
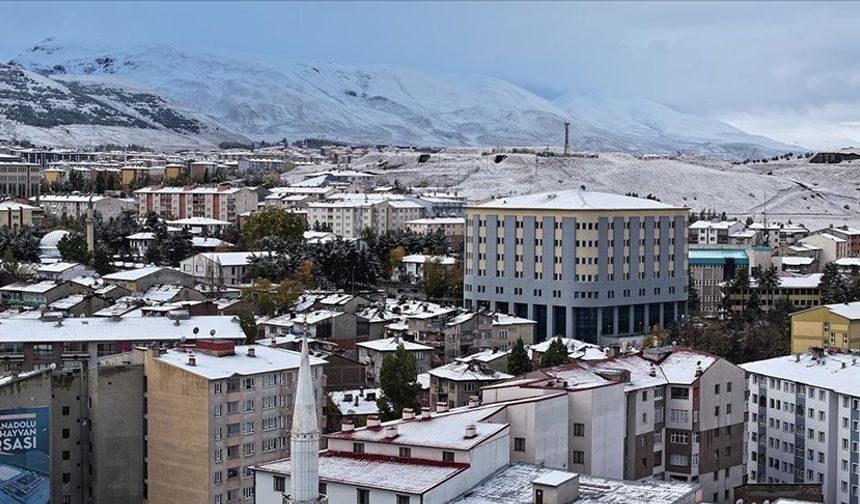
[436,402,448,413]
[187,354,196,366]
[464,424,477,439]
[366,415,381,429]
[402,408,415,420]
[468,395,480,408]
[649,363,657,377]
[385,425,399,439]
[270,337,278,347]
[694,360,703,377]
[247,347,256,358]
[420,407,431,420]
[341,419,355,432]
[796,353,801,362]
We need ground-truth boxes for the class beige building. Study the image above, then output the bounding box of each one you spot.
[0,199,43,228]
[32,194,126,220]
[406,217,466,240]
[144,340,326,504]
[790,301,860,353]
[0,154,41,198]
[800,232,849,265]
[134,185,258,222]
[179,251,262,287]
[429,360,511,409]
[356,337,433,386]
[307,197,424,240]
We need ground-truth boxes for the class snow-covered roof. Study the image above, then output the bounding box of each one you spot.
[303,230,336,243]
[836,257,860,267]
[656,348,718,385]
[582,354,667,391]
[36,261,86,273]
[492,313,536,326]
[357,337,433,352]
[405,217,465,225]
[456,349,509,364]
[472,190,680,211]
[816,233,846,243]
[102,266,174,282]
[429,361,512,382]
[829,226,860,236]
[779,256,815,266]
[329,388,382,416]
[417,372,430,390]
[401,254,457,265]
[748,273,822,289]
[191,237,233,249]
[318,293,360,306]
[47,293,88,310]
[529,337,597,355]
[196,251,262,266]
[140,284,187,302]
[166,217,231,226]
[0,316,242,343]
[255,451,466,495]
[0,200,40,211]
[689,220,739,230]
[134,185,252,195]
[449,462,699,504]
[32,194,108,203]
[0,280,65,294]
[326,405,508,450]
[741,352,860,398]
[155,344,326,380]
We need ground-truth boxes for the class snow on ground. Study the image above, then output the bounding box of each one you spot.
[285,150,860,230]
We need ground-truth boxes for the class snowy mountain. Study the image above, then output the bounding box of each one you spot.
[6,39,802,158]
[0,62,247,149]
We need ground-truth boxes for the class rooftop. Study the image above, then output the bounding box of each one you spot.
[429,361,512,382]
[688,248,749,265]
[405,217,465,225]
[401,254,457,265]
[357,337,433,353]
[0,280,65,294]
[449,463,699,504]
[472,190,681,212]
[0,316,242,343]
[155,344,326,380]
[195,251,263,267]
[101,266,175,282]
[166,217,232,226]
[328,388,382,416]
[255,451,467,495]
[741,352,860,398]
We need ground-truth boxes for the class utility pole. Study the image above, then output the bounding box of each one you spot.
[564,121,570,157]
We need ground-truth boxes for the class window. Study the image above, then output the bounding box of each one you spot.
[214,471,223,485]
[514,437,526,452]
[243,377,255,390]
[442,451,455,462]
[214,449,223,463]
[573,423,585,436]
[353,443,365,454]
[357,489,370,504]
[242,442,255,457]
[573,450,585,464]
[670,387,689,399]
[242,487,255,500]
[397,496,411,504]
[670,409,690,423]
[399,447,412,458]
[670,454,690,466]
[274,476,285,492]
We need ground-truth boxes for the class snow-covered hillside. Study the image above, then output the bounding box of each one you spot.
[7,39,801,158]
[0,62,246,149]
[282,150,858,230]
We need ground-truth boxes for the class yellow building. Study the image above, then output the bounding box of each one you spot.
[791,302,860,354]
[0,200,43,228]
[727,273,822,314]
[164,163,184,181]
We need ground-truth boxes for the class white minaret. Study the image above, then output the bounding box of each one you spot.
[286,336,325,503]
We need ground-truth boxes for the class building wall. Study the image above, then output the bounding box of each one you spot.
[791,307,860,354]
[463,208,689,343]
[144,351,211,504]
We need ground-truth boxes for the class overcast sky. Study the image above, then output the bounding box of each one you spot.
[2,1,858,148]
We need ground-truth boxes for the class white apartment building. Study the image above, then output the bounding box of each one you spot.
[134,185,258,222]
[32,194,127,220]
[179,251,264,287]
[307,197,425,240]
[688,221,745,245]
[801,233,849,265]
[741,350,860,504]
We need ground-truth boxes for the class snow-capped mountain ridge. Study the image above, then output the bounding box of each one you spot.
[6,39,802,157]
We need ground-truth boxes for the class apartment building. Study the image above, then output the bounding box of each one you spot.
[725,274,822,314]
[688,248,749,317]
[580,346,746,504]
[179,251,262,287]
[134,185,258,222]
[0,154,41,198]
[800,233,849,264]
[405,216,466,242]
[0,279,90,307]
[689,220,745,245]
[101,266,194,292]
[827,226,860,257]
[428,361,512,409]
[144,341,326,504]
[463,190,689,343]
[790,301,860,354]
[740,351,860,504]
[307,197,425,240]
[356,337,433,386]
[0,199,43,228]
[32,194,126,220]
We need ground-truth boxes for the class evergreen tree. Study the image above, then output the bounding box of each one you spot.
[820,262,850,304]
[540,336,570,368]
[57,232,92,264]
[507,338,533,375]
[688,276,701,316]
[91,246,115,275]
[238,311,258,345]
[423,258,450,299]
[242,207,307,246]
[376,344,421,421]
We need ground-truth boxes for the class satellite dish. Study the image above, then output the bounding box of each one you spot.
[193,327,200,336]
[180,335,187,344]
[210,329,217,338]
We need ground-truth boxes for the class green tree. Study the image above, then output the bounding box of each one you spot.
[242,207,308,246]
[91,246,115,275]
[507,338,533,375]
[242,279,277,317]
[238,311,258,345]
[57,232,92,264]
[376,344,421,421]
[540,336,570,368]
[423,258,450,299]
[1,247,25,279]
[688,276,701,316]
[820,262,850,304]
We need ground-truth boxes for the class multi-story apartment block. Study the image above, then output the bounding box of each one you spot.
[144,340,326,504]
[0,154,41,198]
[428,361,511,409]
[689,220,745,245]
[307,197,425,240]
[406,217,466,242]
[580,346,746,504]
[790,301,860,354]
[0,199,43,228]
[801,232,849,264]
[134,185,258,222]
[463,190,689,343]
[32,194,126,220]
[179,251,261,287]
[356,337,433,386]
[741,350,860,504]
[688,248,749,317]
[725,274,822,313]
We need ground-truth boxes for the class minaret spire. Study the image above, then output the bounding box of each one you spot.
[287,336,324,503]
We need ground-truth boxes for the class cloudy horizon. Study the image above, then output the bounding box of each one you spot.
[2,1,858,149]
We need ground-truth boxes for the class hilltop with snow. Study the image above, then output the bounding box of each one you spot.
[3,39,802,158]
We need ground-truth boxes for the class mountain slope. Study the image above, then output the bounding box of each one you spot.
[7,39,802,158]
[0,62,246,149]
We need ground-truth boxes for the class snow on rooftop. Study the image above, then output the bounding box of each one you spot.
[255,451,466,495]
[429,361,512,382]
[0,280,64,293]
[166,217,232,226]
[448,463,699,504]
[326,405,508,450]
[357,337,433,352]
[197,251,263,266]
[836,257,860,267]
[101,266,174,281]
[405,217,465,225]
[140,284,187,302]
[741,352,860,398]
[657,348,718,385]
[47,294,87,310]
[456,349,509,364]
[0,316,242,343]
[472,189,680,211]
[582,354,667,391]
[156,344,326,380]
[36,261,85,273]
[689,220,739,230]
[401,254,457,265]
[329,388,382,416]
[492,313,536,326]
[779,256,815,266]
